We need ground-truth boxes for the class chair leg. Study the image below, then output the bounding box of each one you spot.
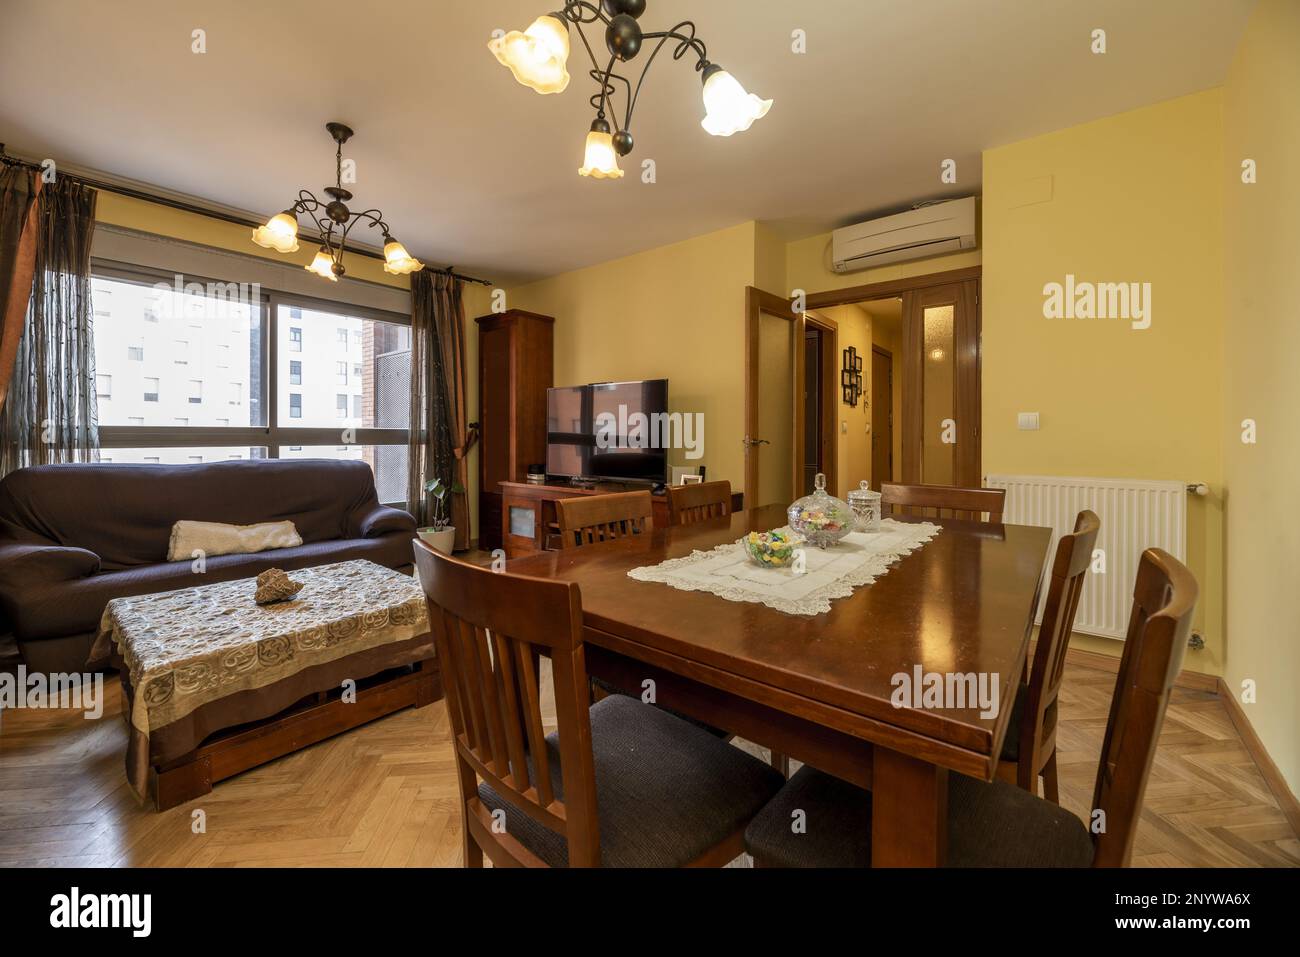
[770,751,790,778]
[1041,750,1060,805]
[463,827,484,868]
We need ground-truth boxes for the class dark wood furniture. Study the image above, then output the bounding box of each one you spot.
[556,491,654,549]
[743,546,1197,867]
[999,509,1101,801]
[881,481,1006,523]
[412,541,783,867]
[667,480,732,526]
[476,310,554,551]
[499,481,670,558]
[506,504,1053,866]
[140,660,440,811]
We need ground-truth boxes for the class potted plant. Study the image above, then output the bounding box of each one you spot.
[417,477,464,554]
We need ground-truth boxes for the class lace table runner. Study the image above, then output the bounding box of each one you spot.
[628,519,941,616]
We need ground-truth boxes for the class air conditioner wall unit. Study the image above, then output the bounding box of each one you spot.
[831,196,977,274]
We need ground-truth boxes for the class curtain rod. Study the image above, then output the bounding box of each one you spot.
[0,148,494,288]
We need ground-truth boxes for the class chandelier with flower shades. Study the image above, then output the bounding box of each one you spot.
[252,122,424,281]
[490,0,773,179]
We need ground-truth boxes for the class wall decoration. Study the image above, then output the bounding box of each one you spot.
[842,346,863,406]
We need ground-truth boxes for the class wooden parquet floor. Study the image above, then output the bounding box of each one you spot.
[0,658,1295,868]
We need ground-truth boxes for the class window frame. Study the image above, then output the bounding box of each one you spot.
[93,261,411,480]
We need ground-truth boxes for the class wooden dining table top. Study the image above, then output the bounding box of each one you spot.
[506,504,1053,778]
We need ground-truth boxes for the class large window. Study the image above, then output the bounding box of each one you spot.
[92,266,412,503]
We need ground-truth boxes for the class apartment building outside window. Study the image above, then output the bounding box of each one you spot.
[92,266,412,503]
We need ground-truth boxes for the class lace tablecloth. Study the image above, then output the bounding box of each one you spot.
[628,519,941,616]
[98,560,428,738]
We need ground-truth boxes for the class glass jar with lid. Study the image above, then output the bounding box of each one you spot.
[847,480,883,533]
[787,473,854,548]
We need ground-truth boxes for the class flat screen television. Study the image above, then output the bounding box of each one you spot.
[546,379,669,484]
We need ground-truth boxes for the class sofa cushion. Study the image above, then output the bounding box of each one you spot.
[3,532,416,642]
[0,459,392,569]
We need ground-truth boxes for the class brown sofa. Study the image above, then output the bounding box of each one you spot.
[0,459,417,673]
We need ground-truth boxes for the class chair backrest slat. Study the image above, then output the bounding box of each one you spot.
[1090,548,1197,867]
[1018,510,1101,777]
[668,480,733,526]
[880,482,1006,524]
[415,541,599,866]
[556,490,654,549]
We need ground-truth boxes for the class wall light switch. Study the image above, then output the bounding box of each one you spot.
[841,420,848,434]
[1017,412,1040,431]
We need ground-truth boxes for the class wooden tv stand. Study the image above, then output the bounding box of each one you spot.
[499,481,670,558]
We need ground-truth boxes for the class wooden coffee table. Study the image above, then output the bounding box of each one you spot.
[99,560,441,810]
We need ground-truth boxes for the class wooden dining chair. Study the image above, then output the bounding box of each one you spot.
[880,482,1006,523]
[668,480,732,526]
[414,540,784,868]
[998,509,1101,802]
[555,490,653,549]
[743,547,1197,867]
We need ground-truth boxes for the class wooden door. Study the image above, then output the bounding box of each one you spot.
[870,346,893,489]
[900,280,980,487]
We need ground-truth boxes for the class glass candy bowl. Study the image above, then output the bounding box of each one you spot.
[787,473,854,548]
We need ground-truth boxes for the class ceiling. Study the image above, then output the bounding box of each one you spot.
[0,0,1254,284]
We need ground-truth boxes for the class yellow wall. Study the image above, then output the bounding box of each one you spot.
[1220,0,1300,793]
[816,304,873,495]
[501,222,759,500]
[981,89,1226,675]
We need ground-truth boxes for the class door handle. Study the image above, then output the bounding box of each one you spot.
[743,437,771,448]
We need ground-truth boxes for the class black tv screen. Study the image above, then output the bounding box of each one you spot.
[546,379,669,484]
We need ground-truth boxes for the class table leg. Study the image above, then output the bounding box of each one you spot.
[871,746,948,867]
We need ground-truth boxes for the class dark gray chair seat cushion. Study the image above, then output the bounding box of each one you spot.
[998,683,1057,762]
[745,764,1094,868]
[478,693,784,867]
[590,677,731,738]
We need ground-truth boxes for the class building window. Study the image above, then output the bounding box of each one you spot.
[94,269,410,503]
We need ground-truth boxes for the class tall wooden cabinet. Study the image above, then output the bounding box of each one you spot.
[476,310,554,551]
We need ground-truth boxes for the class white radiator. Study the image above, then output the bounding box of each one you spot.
[984,474,1188,640]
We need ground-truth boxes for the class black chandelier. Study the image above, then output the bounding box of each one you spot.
[489,0,772,179]
[252,122,423,280]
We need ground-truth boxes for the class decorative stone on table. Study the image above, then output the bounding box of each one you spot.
[254,568,304,605]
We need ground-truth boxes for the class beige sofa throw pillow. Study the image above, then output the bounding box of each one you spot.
[167,520,303,563]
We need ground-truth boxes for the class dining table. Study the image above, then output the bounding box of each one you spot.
[505,503,1053,867]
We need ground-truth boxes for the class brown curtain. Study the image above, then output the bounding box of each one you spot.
[408,270,476,549]
[0,166,42,413]
[0,176,99,477]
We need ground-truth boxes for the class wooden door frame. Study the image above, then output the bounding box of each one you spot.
[801,266,982,488]
[870,344,893,489]
[744,287,840,505]
[799,311,839,497]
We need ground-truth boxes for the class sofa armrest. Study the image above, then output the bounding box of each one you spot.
[0,542,101,586]
[351,504,417,539]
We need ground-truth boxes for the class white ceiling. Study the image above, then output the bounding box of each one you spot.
[0,0,1254,284]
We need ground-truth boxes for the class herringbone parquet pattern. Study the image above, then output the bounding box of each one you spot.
[0,658,1295,867]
